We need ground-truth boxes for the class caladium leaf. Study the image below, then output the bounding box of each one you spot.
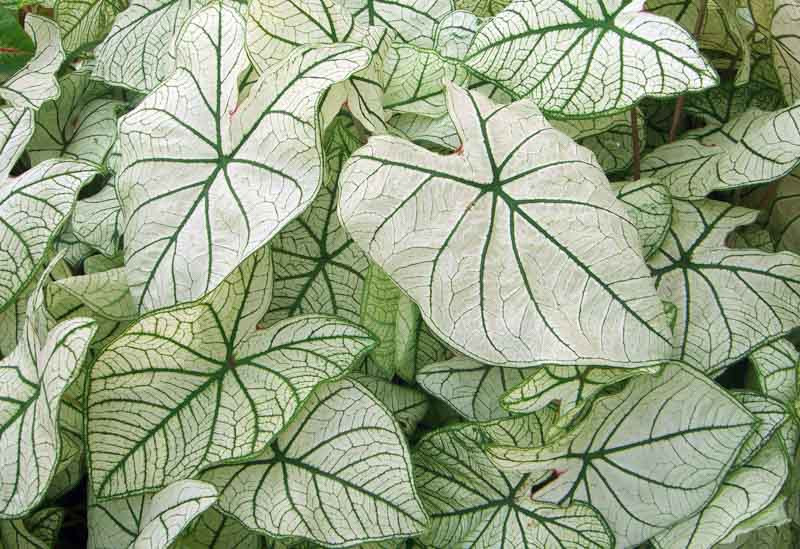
[0,156,97,314]
[337,0,454,47]
[201,378,428,547]
[245,0,393,133]
[358,263,404,377]
[649,199,800,374]
[177,508,263,549]
[434,9,481,60]
[748,171,800,252]
[87,248,377,498]
[652,435,790,549]
[72,180,123,258]
[416,357,534,421]
[611,178,672,258]
[641,105,800,199]
[488,364,757,548]
[87,479,217,549]
[685,81,785,125]
[0,8,34,78]
[1,507,64,549]
[0,16,64,110]
[118,2,370,310]
[716,496,793,547]
[412,419,614,549]
[352,373,429,435]
[454,0,508,16]
[464,0,717,117]
[732,393,788,467]
[28,71,121,165]
[92,0,210,92]
[0,279,96,517]
[748,340,799,455]
[388,112,460,150]
[339,84,673,368]
[263,182,369,326]
[772,0,800,104]
[54,0,127,54]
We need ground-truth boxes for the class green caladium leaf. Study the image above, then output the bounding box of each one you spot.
[118,2,369,310]
[339,84,673,368]
[87,248,377,498]
[685,81,785,125]
[412,418,614,548]
[54,0,127,54]
[747,171,800,252]
[0,151,98,313]
[87,480,218,549]
[749,339,799,411]
[246,0,393,133]
[337,0,454,47]
[201,378,428,547]
[641,105,800,199]
[0,7,34,77]
[0,267,96,517]
[322,114,364,189]
[772,0,800,104]
[611,178,672,258]
[352,373,429,435]
[0,15,64,111]
[382,44,469,117]
[387,111,460,151]
[488,364,757,547]
[649,199,800,374]
[263,182,369,326]
[652,435,790,549]
[358,263,403,376]
[28,71,120,165]
[1,507,64,549]
[716,496,793,547]
[416,357,534,421]
[454,0,507,16]
[732,393,788,467]
[500,364,657,420]
[92,0,210,92]
[464,0,717,117]
[177,508,263,549]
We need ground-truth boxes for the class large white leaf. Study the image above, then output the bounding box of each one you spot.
[0,277,96,517]
[652,436,789,549]
[54,0,127,54]
[92,0,209,92]
[337,0,454,47]
[0,16,64,111]
[488,364,756,547]
[464,0,717,116]
[772,0,800,104]
[416,357,533,421]
[87,248,376,498]
[28,72,120,165]
[88,479,217,549]
[649,199,800,374]
[641,105,800,199]
[201,378,428,546]
[412,419,613,548]
[118,2,369,310]
[339,84,672,368]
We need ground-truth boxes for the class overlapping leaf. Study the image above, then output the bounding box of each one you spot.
[54,0,127,54]
[339,84,673,367]
[118,2,369,310]
[611,178,672,258]
[201,378,428,547]
[337,0,454,47]
[772,0,800,104]
[464,0,717,116]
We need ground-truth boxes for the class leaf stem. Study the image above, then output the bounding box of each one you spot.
[631,108,641,180]
[668,0,708,142]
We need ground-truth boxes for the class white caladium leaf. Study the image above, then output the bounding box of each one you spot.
[119,2,369,311]
[338,0,454,47]
[177,508,263,549]
[416,357,534,421]
[772,0,800,104]
[0,158,97,314]
[464,0,717,116]
[685,81,785,126]
[383,44,469,117]
[749,339,798,408]
[454,0,508,16]
[264,182,369,326]
[641,105,800,199]
[649,199,800,374]
[92,0,209,92]
[0,107,33,175]
[611,178,672,259]
[652,436,789,549]
[54,0,127,54]
[352,373,429,435]
[488,364,757,547]
[246,0,393,133]
[717,496,793,547]
[72,180,123,258]
[0,16,64,110]
[202,378,428,547]
[88,248,377,498]
[1,507,64,549]
[87,480,217,549]
[412,419,613,548]
[0,287,96,517]
[339,84,673,368]
[732,393,788,467]
[387,112,460,150]
[28,72,121,165]
[501,365,657,419]
[434,9,481,60]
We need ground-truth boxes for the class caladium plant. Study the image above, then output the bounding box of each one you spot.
[1,0,800,548]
